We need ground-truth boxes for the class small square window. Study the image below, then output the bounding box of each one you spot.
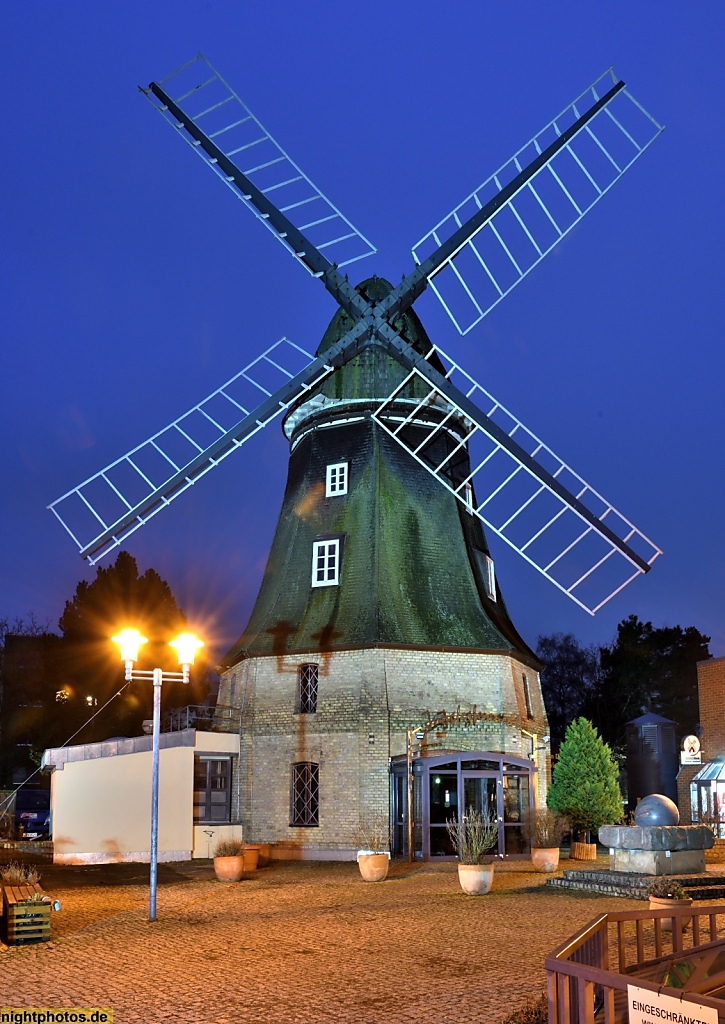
[326,462,348,497]
[312,538,340,587]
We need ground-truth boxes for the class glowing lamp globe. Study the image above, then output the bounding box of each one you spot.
[169,632,204,667]
[112,629,148,664]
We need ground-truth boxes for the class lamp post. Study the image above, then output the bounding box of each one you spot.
[112,628,204,922]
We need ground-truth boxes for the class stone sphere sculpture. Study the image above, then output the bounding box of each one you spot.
[634,793,680,826]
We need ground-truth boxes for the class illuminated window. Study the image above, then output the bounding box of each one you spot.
[523,675,534,719]
[291,762,319,827]
[55,689,70,703]
[326,462,348,497]
[194,756,232,823]
[311,538,340,587]
[298,664,318,714]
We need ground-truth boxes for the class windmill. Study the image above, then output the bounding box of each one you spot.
[49,57,664,859]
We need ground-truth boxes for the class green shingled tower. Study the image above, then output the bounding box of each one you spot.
[218,279,548,859]
[225,278,533,663]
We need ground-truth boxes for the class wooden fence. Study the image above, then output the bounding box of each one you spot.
[545,904,725,1024]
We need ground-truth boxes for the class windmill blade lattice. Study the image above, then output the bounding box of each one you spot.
[372,343,662,614]
[413,68,664,335]
[48,338,334,564]
[144,54,376,273]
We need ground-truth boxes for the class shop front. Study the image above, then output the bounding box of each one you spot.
[391,750,536,859]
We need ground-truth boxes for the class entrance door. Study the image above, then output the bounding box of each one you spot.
[462,774,500,855]
[428,771,459,856]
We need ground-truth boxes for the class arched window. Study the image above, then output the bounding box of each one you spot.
[298,663,318,714]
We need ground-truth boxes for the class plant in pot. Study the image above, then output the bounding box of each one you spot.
[522,808,569,873]
[647,878,693,931]
[355,811,391,881]
[212,837,245,882]
[547,718,622,860]
[446,807,499,895]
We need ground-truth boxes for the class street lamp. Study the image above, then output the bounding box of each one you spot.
[112,627,204,922]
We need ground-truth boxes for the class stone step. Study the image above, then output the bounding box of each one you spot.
[547,870,725,901]
[684,885,725,900]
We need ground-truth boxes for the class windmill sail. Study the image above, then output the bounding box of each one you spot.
[49,338,334,563]
[143,54,376,276]
[50,60,664,614]
[372,341,662,614]
[412,68,664,335]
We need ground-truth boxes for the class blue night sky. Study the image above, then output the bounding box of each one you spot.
[2,3,724,663]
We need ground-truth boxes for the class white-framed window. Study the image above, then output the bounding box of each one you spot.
[311,538,340,587]
[462,481,474,515]
[326,462,348,497]
[483,554,497,602]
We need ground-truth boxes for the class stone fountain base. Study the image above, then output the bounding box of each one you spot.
[598,825,714,875]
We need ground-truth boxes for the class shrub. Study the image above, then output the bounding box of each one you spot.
[547,717,622,841]
[647,879,688,899]
[354,811,391,853]
[446,807,498,864]
[0,861,40,885]
[500,994,548,1024]
[522,808,569,848]
[213,838,244,858]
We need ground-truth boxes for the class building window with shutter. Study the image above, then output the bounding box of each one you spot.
[311,538,341,587]
[326,462,348,496]
[291,762,319,827]
[298,663,318,714]
[194,756,233,823]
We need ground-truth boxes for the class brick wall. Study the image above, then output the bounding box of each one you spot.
[698,656,725,760]
[217,645,549,854]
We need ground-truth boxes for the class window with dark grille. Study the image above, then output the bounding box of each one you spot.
[523,674,534,719]
[298,663,318,714]
[291,762,319,827]
[194,756,232,823]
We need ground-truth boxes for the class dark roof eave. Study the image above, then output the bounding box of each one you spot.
[222,640,542,673]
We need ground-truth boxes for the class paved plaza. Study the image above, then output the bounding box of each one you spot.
[0,857,640,1024]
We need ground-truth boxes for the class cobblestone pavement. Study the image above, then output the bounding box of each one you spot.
[0,858,641,1024]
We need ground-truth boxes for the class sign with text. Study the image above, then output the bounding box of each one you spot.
[628,985,718,1024]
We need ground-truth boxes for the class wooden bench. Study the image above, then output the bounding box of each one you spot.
[2,883,51,944]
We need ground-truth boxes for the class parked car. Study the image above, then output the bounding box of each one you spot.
[14,788,51,839]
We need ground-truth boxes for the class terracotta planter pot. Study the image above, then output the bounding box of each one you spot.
[649,895,693,932]
[570,841,597,861]
[255,843,272,867]
[242,845,261,872]
[356,852,390,881]
[531,847,560,873]
[457,862,494,895]
[213,855,244,882]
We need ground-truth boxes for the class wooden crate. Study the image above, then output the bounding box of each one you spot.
[2,883,51,944]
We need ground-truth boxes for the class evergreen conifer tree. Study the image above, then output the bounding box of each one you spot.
[547,717,622,842]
